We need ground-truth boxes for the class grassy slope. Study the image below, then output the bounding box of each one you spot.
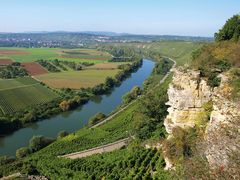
[35,69,119,89]
[145,41,204,66]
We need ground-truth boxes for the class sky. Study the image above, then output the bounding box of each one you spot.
[0,0,239,37]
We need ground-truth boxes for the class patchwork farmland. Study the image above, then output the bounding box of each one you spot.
[0,48,111,62]
[0,77,59,115]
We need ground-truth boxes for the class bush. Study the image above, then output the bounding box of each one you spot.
[16,147,31,158]
[123,86,141,104]
[208,72,221,88]
[29,135,55,152]
[58,130,69,139]
[88,112,106,126]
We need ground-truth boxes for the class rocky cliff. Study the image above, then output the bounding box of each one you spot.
[163,68,240,176]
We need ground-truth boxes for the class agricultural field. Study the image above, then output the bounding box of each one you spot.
[22,62,48,75]
[0,59,13,65]
[0,77,59,115]
[86,62,130,70]
[35,69,119,89]
[0,48,111,63]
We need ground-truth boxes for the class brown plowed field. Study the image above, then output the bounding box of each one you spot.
[0,59,13,65]
[0,50,29,55]
[22,62,48,75]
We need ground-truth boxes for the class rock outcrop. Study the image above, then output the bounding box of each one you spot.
[164,68,211,135]
[205,74,240,175]
[163,68,240,174]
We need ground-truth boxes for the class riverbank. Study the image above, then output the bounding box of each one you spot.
[0,59,142,136]
[0,59,154,156]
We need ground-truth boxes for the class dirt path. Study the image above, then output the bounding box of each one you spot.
[59,138,129,159]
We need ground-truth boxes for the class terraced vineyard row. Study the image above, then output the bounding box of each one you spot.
[0,83,59,114]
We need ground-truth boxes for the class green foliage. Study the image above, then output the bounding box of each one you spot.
[207,72,221,88]
[122,86,141,104]
[16,147,32,158]
[136,76,171,140]
[29,135,55,152]
[191,43,237,88]
[57,130,69,139]
[152,58,173,75]
[215,14,240,42]
[0,64,28,79]
[37,59,61,72]
[163,127,198,165]
[88,112,106,126]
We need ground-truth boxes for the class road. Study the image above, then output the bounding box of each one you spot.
[59,138,129,159]
[60,57,176,159]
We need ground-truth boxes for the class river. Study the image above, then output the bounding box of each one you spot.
[0,59,155,156]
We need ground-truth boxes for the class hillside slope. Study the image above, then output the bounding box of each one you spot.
[162,15,240,179]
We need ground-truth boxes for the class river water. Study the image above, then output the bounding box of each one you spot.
[0,59,155,156]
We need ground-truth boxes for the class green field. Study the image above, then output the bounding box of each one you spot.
[0,47,111,63]
[0,77,59,115]
[35,69,119,89]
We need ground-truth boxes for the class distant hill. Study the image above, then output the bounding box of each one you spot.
[0,31,213,48]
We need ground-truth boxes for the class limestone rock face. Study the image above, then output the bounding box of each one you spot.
[205,75,240,173]
[164,68,240,173]
[164,68,212,134]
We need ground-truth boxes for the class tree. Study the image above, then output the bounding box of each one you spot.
[16,147,31,158]
[215,14,240,42]
[29,135,55,152]
[123,86,141,104]
[88,112,106,126]
[57,130,69,139]
[59,100,70,111]
[105,77,115,88]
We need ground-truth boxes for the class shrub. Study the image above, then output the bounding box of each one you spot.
[29,135,55,152]
[208,72,221,88]
[122,86,141,104]
[58,130,69,139]
[16,147,31,158]
[88,112,106,126]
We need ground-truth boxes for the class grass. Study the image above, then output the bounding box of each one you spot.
[0,47,111,63]
[35,69,119,89]
[0,77,59,114]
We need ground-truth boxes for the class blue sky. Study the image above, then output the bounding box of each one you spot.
[0,0,239,36]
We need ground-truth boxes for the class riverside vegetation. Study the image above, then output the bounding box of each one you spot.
[0,48,142,135]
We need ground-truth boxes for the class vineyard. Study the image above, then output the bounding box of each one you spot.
[28,147,169,179]
[0,77,38,89]
[0,77,59,114]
